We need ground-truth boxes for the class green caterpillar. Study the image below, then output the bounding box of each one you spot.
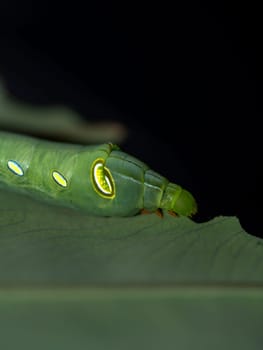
[0,131,197,217]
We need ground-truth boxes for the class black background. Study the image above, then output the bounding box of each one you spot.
[0,1,262,237]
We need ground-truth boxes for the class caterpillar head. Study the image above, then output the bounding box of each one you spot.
[161,183,198,217]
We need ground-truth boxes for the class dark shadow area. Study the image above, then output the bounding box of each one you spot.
[0,1,262,237]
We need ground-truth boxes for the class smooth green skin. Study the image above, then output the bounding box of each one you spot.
[0,131,197,217]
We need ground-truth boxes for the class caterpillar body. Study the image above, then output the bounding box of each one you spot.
[0,131,197,217]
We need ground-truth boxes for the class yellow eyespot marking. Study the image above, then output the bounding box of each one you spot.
[52,171,68,188]
[91,158,115,199]
[7,160,24,176]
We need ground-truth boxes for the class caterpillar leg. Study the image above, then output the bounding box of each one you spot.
[156,209,163,217]
[168,210,178,217]
[140,208,163,218]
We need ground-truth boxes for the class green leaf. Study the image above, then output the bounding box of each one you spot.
[0,78,127,144]
[0,189,262,285]
[0,188,262,349]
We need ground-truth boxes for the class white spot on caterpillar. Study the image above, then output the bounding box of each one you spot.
[52,171,68,188]
[7,160,24,176]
